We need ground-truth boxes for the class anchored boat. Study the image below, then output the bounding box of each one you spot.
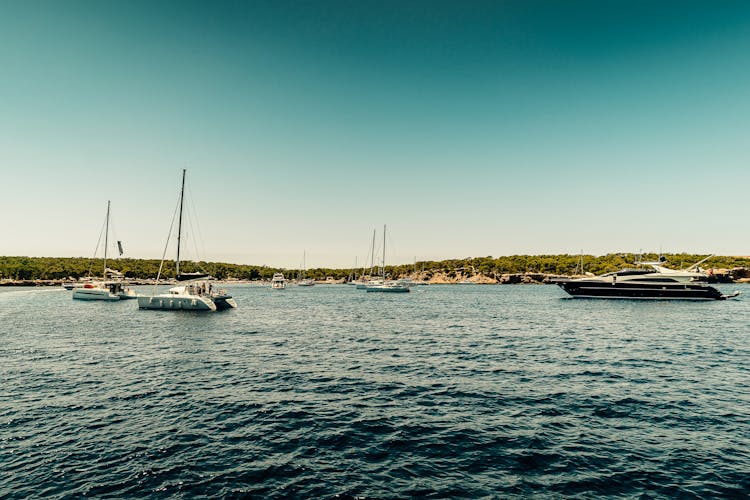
[365,225,410,293]
[72,200,136,301]
[137,169,237,311]
[555,256,739,300]
[271,273,286,289]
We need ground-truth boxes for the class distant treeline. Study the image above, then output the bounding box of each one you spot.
[1,254,749,281]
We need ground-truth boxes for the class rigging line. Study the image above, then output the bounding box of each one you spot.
[151,190,182,296]
[362,236,372,276]
[185,179,208,267]
[108,207,121,258]
[87,210,108,278]
[185,197,207,274]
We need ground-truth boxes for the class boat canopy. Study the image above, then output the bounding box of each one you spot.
[177,272,210,281]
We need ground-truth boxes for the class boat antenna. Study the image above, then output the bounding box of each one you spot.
[104,200,110,278]
[176,169,186,277]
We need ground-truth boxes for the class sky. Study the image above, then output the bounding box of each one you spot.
[2,0,750,268]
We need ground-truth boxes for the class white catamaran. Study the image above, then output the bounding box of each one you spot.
[72,200,136,301]
[137,170,237,311]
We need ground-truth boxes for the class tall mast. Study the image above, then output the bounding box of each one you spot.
[369,228,376,276]
[103,200,110,278]
[382,224,386,279]
[176,169,186,277]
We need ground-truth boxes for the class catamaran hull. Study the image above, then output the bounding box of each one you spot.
[137,295,216,311]
[72,289,120,301]
[212,295,237,310]
[557,281,727,300]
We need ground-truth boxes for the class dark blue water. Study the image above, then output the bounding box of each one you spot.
[2,284,749,498]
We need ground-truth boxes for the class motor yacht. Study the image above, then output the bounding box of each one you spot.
[271,273,286,289]
[555,258,739,300]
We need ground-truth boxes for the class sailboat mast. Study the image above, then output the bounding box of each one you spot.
[103,200,110,278]
[369,228,376,276]
[176,169,186,277]
[382,224,386,279]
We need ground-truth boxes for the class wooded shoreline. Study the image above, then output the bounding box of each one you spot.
[2,254,750,285]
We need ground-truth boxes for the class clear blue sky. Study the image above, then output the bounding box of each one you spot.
[2,1,749,268]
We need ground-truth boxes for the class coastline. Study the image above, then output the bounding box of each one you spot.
[4,269,748,287]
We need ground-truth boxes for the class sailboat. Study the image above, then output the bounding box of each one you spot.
[365,225,410,293]
[355,229,381,289]
[72,200,136,301]
[297,251,315,286]
[137,170,237,311]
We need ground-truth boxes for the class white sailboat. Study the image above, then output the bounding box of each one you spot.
[355,229,381,289]
[72,200,136,301]
[365,225,410,293]
[137,170,237,311]
[297,251,315,286]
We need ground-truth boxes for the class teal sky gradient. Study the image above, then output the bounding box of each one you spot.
[2,1,750,267]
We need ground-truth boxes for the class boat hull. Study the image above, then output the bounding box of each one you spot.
[72,288,120,301]
[557,280,727,300]
[365,285,410,293]
[212,294,237,310]
[118,289,138,300]
[137,295,216,311]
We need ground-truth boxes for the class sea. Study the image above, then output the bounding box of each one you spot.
[2,283,749,498]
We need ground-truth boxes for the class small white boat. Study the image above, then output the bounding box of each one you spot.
[62,282,84,291]
[72,282,120,301]
[72,201,136,302]
[73,280,136,301]
[271,273,286,289]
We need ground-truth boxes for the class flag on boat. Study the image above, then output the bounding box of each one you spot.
[117,241,124,256]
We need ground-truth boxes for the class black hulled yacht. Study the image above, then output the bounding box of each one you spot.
[556,258,739,300]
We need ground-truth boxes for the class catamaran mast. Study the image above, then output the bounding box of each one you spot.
[176,169,186,277]
[104,200,110,278]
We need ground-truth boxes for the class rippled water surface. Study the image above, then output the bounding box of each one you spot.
[2,284,750,497]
